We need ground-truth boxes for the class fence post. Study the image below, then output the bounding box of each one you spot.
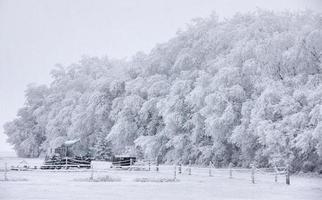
[174,165,177,180]
[229,162,233,178]
[188,160,192,175]
[90,164,94,181]
[251,163,255,184]
[178,164,182,174]
[156,159,159,172]
[274,165,278,182]
[148,160,151,171]
[4,162,8,181]
[65,157,68,169]
[286,164,290,185]
[209,161,212,177]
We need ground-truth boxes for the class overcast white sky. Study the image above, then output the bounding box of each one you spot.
[0,0,321,153]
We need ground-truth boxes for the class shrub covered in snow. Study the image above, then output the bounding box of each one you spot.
[74,175,121,182]
[134,177,178,182]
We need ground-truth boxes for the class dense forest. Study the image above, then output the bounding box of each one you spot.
[4,10,322,172]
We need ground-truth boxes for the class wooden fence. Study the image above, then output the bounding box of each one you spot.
[2,160,291,185]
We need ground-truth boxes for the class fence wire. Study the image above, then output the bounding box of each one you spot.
[1,159,290,185]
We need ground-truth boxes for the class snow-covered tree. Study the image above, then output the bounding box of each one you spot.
[4,10,322,171]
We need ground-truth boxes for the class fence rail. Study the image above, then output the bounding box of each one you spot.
[1,160,291,185]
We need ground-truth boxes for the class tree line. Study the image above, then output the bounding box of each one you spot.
[4,10,322,172]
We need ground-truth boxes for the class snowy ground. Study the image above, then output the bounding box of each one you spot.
[1,156,322,200]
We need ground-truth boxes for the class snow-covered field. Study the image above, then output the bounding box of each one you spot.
[1,156,322,200]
